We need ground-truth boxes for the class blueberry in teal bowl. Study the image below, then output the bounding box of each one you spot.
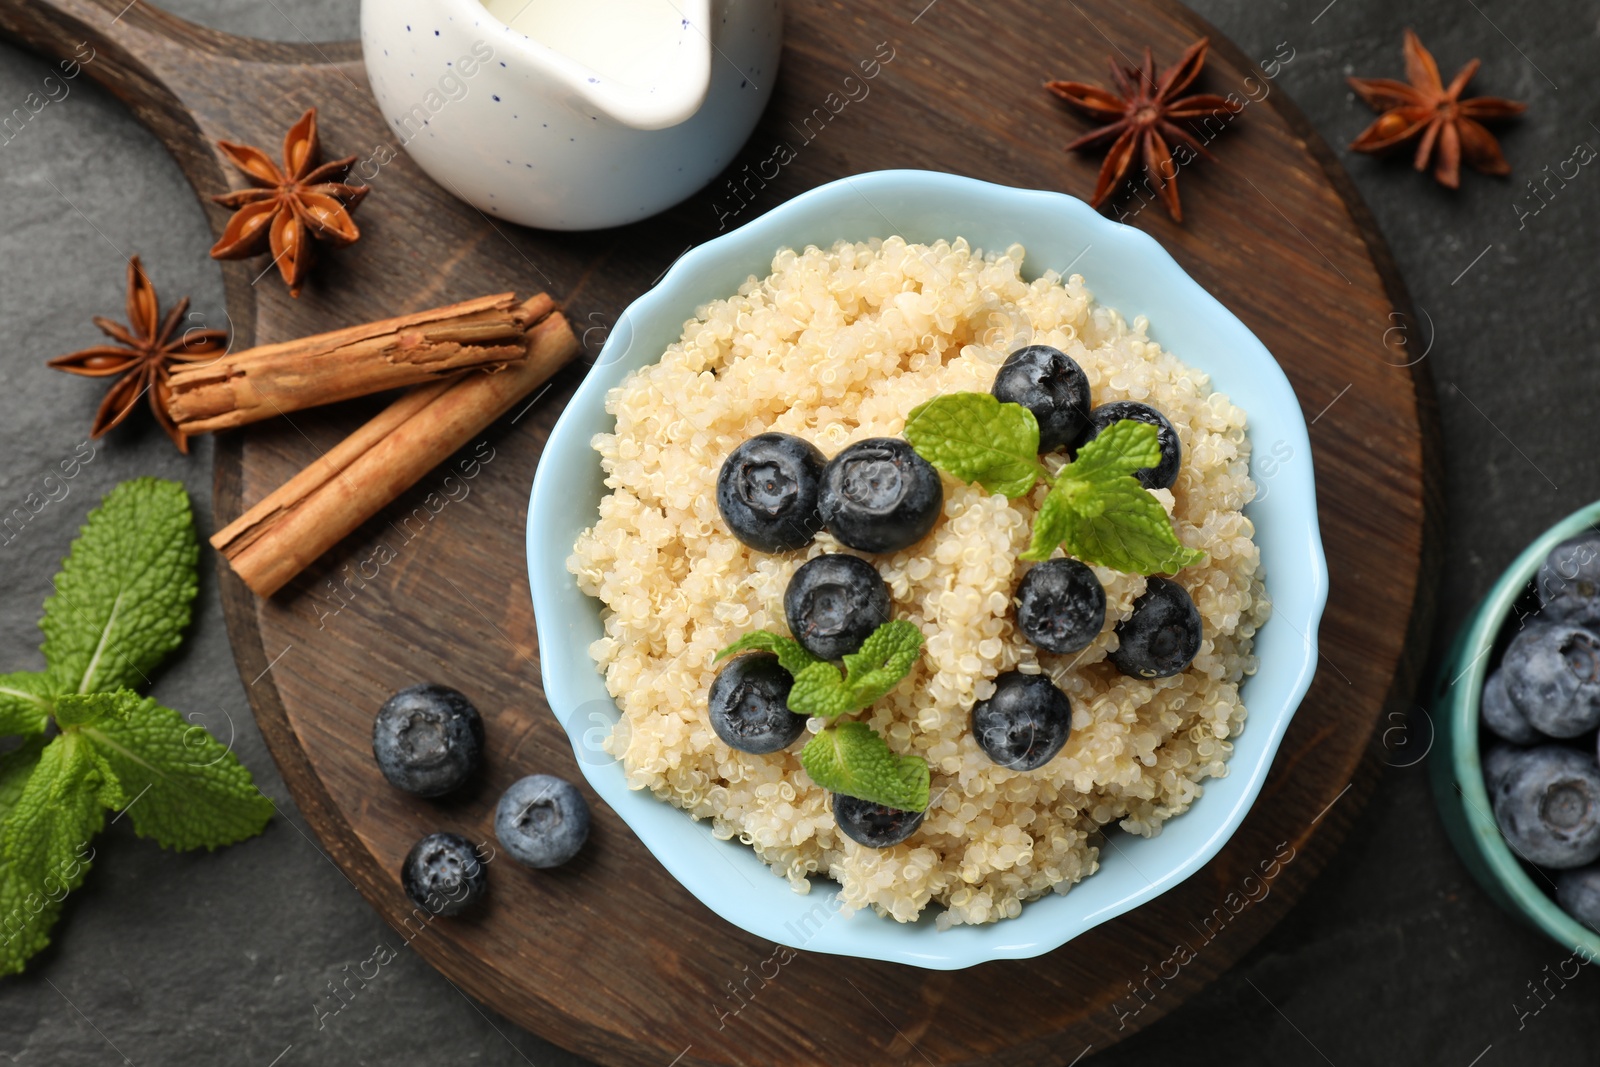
[1433,507,1600,952]
[528,170,1326,969]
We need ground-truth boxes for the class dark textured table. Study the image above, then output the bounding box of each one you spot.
[1,1,1594,1064]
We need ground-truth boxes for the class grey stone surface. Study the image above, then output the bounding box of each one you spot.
[0,0,1596,1064]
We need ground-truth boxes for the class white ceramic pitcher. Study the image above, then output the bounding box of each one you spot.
[360,0,782,230]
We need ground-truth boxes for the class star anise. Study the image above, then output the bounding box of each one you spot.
[209,107,369,297]
[47,256,228,453]
[1348,29,1526,189]
[1045,38,1240,222]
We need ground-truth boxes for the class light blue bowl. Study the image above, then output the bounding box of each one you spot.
[527,170,1328,969]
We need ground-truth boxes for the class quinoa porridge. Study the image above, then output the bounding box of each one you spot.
[568,236,1269,928]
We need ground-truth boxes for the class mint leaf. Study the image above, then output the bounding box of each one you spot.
[715,631,820,677]
[0,737,71,975]
[54,691,135,730]
[1020,479,1082,562]
[41,478,198,695]
[800,722,929,812]
[1063,480,1208,573]
[1019,420,1206,574]
[0,672,52,736]
[0,858,65,976]
[1,733,121,870]
[787,662,862,719]
[80,692,273,851]
[904,392,1044,498]
[838,620,925,708]
[0,737,46,813]
[787,620,924,719]
[0,732,120,973]
[1069,418,1164,481]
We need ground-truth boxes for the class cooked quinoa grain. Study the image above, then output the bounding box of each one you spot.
[569,237,1270,928]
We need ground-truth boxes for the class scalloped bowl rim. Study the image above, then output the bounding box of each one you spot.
[527,169,1327,969]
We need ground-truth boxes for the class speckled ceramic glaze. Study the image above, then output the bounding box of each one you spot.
[358,0,781,230]
[526,170,1328,970]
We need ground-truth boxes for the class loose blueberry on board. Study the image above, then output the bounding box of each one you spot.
[1109,578,1203,679]
[708,653,807,754]
[1556,865,1600,932]
[818,437,943,553]
[1538,531,1600,623]
[371,684,485,797]
[784,553,892,660]
[1081,401,1182,489]
[990,344,1093,452]
[401,832,487,915]
[716,433,827,553]
[1490,746,1600,869]
[495,774,592,869]
[1483,744,1527,794]
[1014,558,1106,654]
[1501,622,1600,738]
[971,671,1074,771]
[833,794,925,848]
[1481,668,1541,745]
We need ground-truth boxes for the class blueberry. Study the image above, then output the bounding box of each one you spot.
[818,437,942,553]
[1014,559,1106,654]
[401,832,487,915]
[1481,668,1540,745]
[832,794,924,848]
[971,671,1073,770]
[1081,401,1181,489]
[1556,865,1600,932]
[1501,622,1600,738]
[716,433,827,552]
[1490,745,1600,869]
[708,653,806,754]
[991,344,1092,452]
[784,553,891,660]
[494,774,591,868]
[372,684,484,797]
[1109,578,1203,679]
[1538,531,1600,622]
[1483,744,1527,794]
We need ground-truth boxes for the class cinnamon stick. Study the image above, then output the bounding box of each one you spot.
[168,292,555,434]
[213,311,580,597]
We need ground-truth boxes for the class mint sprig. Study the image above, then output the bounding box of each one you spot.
[718,620,924,720]
[800,722,930,812]
[715,619,931,814]
[905,393,1206,575]
[903,392,1048,498]
[0,479,272,976]
[715,630,821,678]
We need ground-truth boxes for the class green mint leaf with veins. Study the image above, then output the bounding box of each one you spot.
[800,722,930,811]
[1020,420,1207,574]
[0,737,46,813]
[0,737,60,975]
[787,620,924,719]
[53,691,136,730]
[0,672,52,736]
[904,392,1045,498]
[715,631,820,677]
[79,691,274,852]
[1067,417,1164,481]
[40,478,198,696]
[0,731,120,974]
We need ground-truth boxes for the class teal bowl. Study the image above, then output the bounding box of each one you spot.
[1431,501,1600,955]
[527,169,1328,969]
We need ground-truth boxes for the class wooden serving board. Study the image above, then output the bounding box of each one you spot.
[0,1,1440,1063]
